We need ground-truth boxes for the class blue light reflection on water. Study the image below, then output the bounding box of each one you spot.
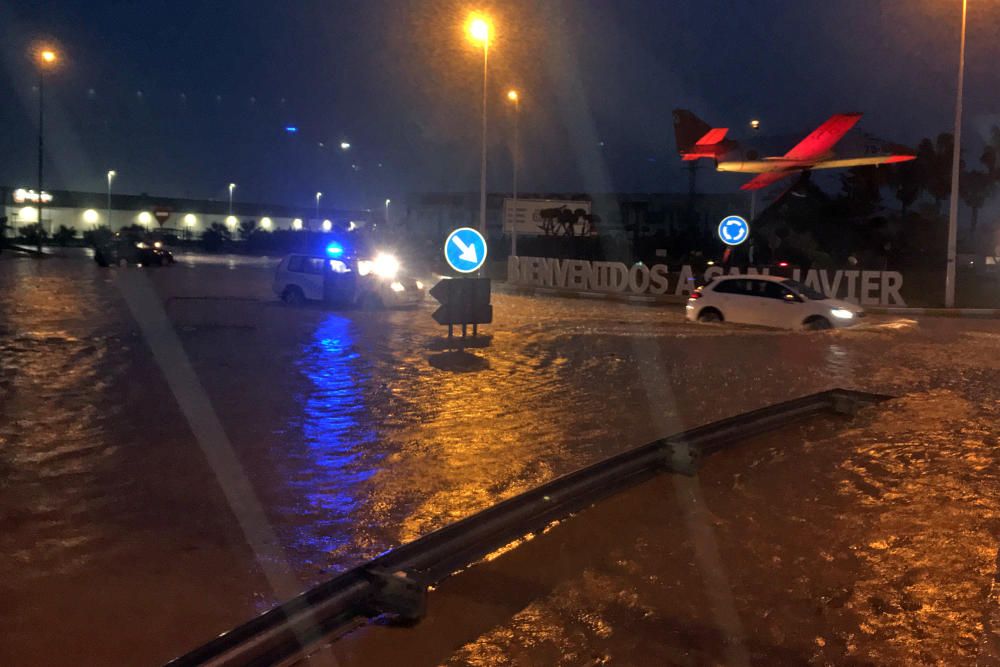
[286,314,380,564]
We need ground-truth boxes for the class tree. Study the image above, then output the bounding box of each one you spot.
[238,219,257,241]
[52,225,77,247]
[839,166,885,217]
[885,159,922,216]
[916,133,956,214]
[960,168,996,240]
[21,223,48,252]
[201,222,231,252]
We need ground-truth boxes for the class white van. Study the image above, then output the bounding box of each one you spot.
[273,249,424,309]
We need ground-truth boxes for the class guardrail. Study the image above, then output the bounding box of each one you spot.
[167,387,891,667]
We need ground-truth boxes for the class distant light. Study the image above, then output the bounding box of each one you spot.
[285,126,298,134]
[507,89,519,102]
[326,241,344,257]
[322,219,332,232]
[40,49,56,64]
[778,261,789,267]
[13,188,52,204]
[348,221,358,231]
[385,198,391,206]
[750,119,761,130]
[228,183,236,191]
[225,215,238,228]
[415,280,424,290]
[18,206,38,222]
[467,15,491,44]
[292,218,303,230]
[390,281,405,293]
[260,217,273,230]
[107,170,116,182]
[706,260,715,266]
[183,214,197,227]
[138,211,153,225]
[82,209,99,224]
[339,141,351,150]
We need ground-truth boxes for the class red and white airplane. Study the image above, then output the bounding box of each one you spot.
[673,109,916,191]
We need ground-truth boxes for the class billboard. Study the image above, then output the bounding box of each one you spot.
[503,198,592,236]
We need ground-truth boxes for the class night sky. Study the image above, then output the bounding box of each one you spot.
[1,0,998,211]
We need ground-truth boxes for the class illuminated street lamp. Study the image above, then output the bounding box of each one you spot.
[467,13,492,235]
[385,198,391,223]
[749,119,760,130]
[339,141,351,151]
[315,191,322,220]
[945,0,968,308]
[34,46,59,236]
[228,183,236,215]
[749,119,761,219]
[106,170,116,230]
[506,89,520,257]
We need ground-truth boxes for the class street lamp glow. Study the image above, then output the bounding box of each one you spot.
[225,215,238,228]
[138,211,153,226]
[83,209,99,224]
[107,170,116,183]
[322,219,332,232]
[38,49,58,67]
[292,218,303,230]
[260,216,273,230]
[467,16,491,44]
[19,206,38,223]
[183,214,197,227]
[507,89,518,102]
[750,119,760,130]
[339,141,351,150]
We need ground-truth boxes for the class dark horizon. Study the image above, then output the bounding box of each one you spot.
[2,0,999,213]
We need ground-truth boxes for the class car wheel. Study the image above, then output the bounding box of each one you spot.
[282,286,305,306]
[697,308,723,323]
[804,316,832,331]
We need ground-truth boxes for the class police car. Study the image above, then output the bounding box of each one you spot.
[273,237,424,309]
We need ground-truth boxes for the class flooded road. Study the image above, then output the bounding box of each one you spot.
[1,251,999,665]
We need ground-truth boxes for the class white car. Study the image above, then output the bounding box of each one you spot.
[685,274,865,330]
[273,251,424,309]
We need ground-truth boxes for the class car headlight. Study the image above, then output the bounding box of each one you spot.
[415,280,424,290]
[135,242,149,249]
[830,308,855,319]
[390,281,405,292]
[371,252,400,279]
[153,241,162,249]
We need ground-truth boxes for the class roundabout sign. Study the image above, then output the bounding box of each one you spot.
[718,215,749,246]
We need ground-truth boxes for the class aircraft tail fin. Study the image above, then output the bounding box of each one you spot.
[673,109,729,159]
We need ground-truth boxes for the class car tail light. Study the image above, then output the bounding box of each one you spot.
[688,290,703,300]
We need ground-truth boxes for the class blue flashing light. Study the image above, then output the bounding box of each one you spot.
[285,126,299,134]
[326,241,345,258]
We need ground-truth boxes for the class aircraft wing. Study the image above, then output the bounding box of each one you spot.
[783,113,863,161]
[740,171,798,191]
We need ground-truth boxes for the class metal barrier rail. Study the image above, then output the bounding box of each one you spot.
[167,387,891,667]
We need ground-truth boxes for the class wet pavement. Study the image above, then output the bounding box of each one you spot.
[1,250,999,665]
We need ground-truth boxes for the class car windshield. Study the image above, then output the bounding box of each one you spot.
[782,278,827,300]
[3,4,999,666]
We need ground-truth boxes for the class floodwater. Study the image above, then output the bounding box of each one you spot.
[1,251,998,665]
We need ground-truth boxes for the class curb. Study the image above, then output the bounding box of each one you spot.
[496,283,686,306]
[867,307,1000,318]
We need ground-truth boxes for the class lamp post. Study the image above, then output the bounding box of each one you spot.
[106,170,116,230]
[316,191,322,221]
[749,119,761,220]
[507,89,520,257]
[385,198,391,224]
[35,47,58,238]
[945,0,968,308]
[228,182,236,216]
[467,15,491,235]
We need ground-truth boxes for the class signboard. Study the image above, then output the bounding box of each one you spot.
[153,207,172,226]
[508,256,907,306]
[503,198,592,236]
[718,215,749,246]
[430,278,493,326]
[444,227,488,274]
[12,188,52,204]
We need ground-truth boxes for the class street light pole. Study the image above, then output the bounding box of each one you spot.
[316,192,322,221]
[385,198,391,224]
[106,170,116,230]
[479,35,489,236]
[507,90,520,257]
[228,183,236,216]
[945,0,968,308]
[37,67,45,236]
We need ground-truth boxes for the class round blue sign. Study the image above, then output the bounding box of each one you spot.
[718,215,749,246]
[444,227,488,273]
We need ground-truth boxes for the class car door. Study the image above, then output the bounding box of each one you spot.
[710,278,758,325]
[758,280,804,328]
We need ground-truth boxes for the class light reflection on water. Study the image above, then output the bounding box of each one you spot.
[281,314,380,565]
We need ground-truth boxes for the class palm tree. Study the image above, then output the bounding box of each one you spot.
[916,133,956,214]
[238,219,257,241]
[885,159,922,216]
[960,145,999,242]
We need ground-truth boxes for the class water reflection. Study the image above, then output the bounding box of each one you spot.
[282,314,379,565]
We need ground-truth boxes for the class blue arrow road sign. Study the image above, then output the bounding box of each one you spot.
[444,227,488,273]
[718,215,749,246]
